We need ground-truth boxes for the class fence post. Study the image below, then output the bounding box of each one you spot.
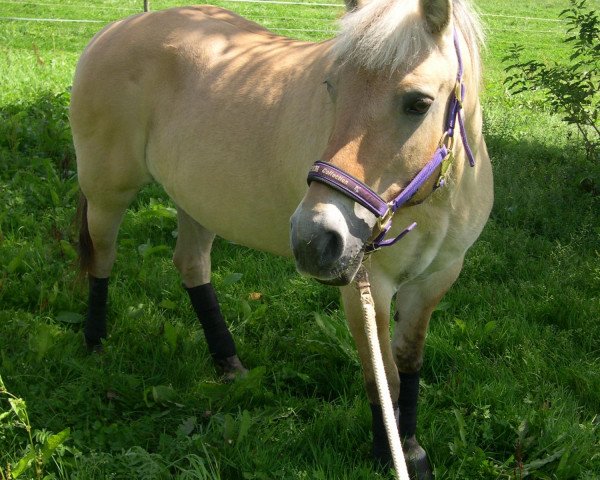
[144,0,150,12]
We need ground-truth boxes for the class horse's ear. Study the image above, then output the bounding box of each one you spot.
[344,0,359,11]
[420,0,453,34]
[343,0,370,11]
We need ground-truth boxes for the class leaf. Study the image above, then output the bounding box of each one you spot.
[29,324,54,361]
[9,398,28,425]
[59,240,77,260]
[50,188,60,207]
[239,299,252,320]
[163,322,179,352]
[434,301,451,312]
[152,385,176,403]
[177,416,197,436]
[11,448,36,478]
[127,303,145,318]
[56,311,84,324]
[7,250,25,273]
[484,321,497,335]
[522,449,564,474]
[314,312,357,364]
[237,410,252,445]
[556,447,573,476]
[453,408,467,448]
[140,244,170,258]
[223,273,243,286]
[196,381,229,401]
[228,366,266,399]
[159,299,177,310]
[454,318,467,333]
[223,414,236,444]
[137,242,151,256]
[150,385,183,407]
[40,428,70,463]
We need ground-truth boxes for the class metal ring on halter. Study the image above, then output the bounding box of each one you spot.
[439,131,455,152]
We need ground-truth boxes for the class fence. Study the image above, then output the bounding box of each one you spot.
[0,0,568,37]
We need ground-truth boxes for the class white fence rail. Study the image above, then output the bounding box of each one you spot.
[0,0,568,36]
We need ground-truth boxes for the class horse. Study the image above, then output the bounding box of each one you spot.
[70,0,493,476]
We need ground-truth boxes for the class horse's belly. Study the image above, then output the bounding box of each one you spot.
[164,173,300,258]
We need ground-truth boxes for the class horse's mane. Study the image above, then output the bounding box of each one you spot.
[332,0,484,85]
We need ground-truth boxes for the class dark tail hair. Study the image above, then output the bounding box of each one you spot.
[77,192,94,276]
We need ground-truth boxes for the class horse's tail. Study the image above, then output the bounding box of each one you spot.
[77,191,94,276]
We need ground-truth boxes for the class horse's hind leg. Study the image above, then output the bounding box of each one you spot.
[173,207,247,380]
[79,189,138,350]
[392,258,464,480]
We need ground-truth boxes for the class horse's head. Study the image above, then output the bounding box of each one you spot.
[290,0,482,285]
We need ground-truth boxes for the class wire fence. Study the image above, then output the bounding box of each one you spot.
[0,0,569,37]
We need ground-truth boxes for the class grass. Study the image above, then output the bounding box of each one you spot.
[1,0,599,478]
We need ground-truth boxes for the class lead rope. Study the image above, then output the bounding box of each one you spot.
[355,266,410,480]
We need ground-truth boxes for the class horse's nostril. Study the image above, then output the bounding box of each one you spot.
[319,230,344,267]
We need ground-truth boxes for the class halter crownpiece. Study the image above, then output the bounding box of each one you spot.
[307,29,476,253]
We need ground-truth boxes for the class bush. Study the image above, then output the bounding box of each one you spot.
[503,0,599,166]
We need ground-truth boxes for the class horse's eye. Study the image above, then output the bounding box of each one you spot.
[405,97,433,115]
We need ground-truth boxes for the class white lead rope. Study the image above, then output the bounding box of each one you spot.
[355,266,410,480]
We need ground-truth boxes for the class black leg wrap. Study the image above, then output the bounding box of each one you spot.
[399,371,420,439]
[84,276,109,350]
[370,403,399,469]
[399,371,433,480]
[185,283,236,361]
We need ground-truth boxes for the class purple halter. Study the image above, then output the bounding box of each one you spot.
[307,30,476,253]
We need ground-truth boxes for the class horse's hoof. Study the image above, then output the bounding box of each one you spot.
[372,444,393,471]
[214,355,248,382]
[403,436,433,480]
[84,336,104,354]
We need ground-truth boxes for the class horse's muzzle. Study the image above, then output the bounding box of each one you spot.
[290,193,371,285]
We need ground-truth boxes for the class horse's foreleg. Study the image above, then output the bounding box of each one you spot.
[173,208,246,380]
[341,279,398,467]
[392,258,464,479]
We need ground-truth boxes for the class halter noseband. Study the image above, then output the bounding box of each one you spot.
[307,30,476,253]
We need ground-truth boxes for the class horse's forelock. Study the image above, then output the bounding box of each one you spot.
[333,0,484,85]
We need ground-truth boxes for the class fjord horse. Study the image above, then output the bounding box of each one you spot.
[71,0,493,476]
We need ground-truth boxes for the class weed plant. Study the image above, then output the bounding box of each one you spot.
[1,1,599,479]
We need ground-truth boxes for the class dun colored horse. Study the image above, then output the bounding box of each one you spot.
[71,0,493,476]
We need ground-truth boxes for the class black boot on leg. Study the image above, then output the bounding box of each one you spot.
[399,371,432,480]
[84,276,109,352]
[185,283,247,380]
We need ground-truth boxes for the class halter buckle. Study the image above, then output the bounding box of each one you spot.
[375,207,393,235]
[436,150,455,188]
[454,81,464,108]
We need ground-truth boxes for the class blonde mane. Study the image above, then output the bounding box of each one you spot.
[333,0,484,85]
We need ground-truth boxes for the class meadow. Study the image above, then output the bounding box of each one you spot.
[0,0,598,478]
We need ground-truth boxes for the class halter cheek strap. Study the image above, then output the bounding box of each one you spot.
[307,29,475,253]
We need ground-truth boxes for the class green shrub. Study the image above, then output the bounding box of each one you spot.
[503,0,599,166]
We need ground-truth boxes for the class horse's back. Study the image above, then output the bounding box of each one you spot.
[71,5,285,148]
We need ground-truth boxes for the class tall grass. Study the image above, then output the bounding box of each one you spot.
[1,1,598,478]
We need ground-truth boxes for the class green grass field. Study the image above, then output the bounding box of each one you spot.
[1,0,599,478]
